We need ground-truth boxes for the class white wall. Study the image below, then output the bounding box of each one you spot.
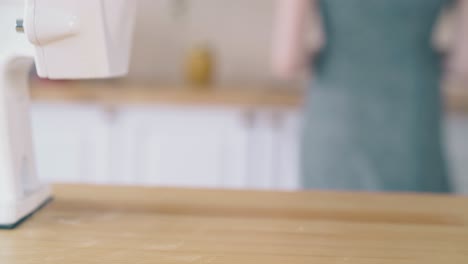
[128,0,276,84]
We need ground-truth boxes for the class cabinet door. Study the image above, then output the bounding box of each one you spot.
[446,114,468,194]
[31,103,110,184]
[275,110,301,190]
[246,110,276,189]
[246,109,301,190]
[113,106,248,188]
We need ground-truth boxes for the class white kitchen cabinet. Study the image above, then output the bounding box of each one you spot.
[112,106,249,188]
[31,102,301,189]
[244,109,301,190]
[245,110,277,189]
[276,110,301,190]
[30,102,468,193]
[446,114,468,194]
[31,103,111,184]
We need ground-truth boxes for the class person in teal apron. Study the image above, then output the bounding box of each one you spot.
[273,0,468,193]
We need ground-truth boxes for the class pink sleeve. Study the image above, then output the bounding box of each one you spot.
[448,0,468,77]
[271,0,324,79]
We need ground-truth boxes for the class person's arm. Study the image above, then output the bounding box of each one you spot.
[447,0,468,78]
[272,0,322,79]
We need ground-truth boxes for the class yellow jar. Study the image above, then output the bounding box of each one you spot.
[185,44,214,87]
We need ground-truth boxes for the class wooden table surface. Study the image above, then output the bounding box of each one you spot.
[1,185,468,263]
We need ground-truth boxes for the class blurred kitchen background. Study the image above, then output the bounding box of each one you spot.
[30,0,468,193]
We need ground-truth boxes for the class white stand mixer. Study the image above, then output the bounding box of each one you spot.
[0,0,135,228]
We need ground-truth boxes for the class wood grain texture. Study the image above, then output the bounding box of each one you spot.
[30,80,303,109]
[1,184,468,263]
[30,80,468,113]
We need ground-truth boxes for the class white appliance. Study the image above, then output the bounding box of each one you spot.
[0,0,136,228]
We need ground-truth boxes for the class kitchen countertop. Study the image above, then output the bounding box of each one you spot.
[1,184,468,263]
[30,80,468,113]
[30,80,303,109]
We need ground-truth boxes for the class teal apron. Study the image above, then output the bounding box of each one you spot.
[301,0,451,192]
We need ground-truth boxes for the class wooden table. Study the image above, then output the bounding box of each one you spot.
[1,185,468,263]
